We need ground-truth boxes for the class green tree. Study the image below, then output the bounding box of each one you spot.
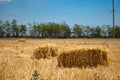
[73,24,83,37]
[89,27,95,37]
[94,26,102,37]
[47,22,55,37]
[0,26,4,37]
[114,25,120,38]
[11,19,19,37]
[101,25,110,38]
[60,22,71,38]
[19,24,27,37]
[47,22,61,37]
[83,25,90,37]
[107,26,113,37]
[3,21,12,37]
[89,26,102,38]
[39,23,48,38]
[32,22,38,37]
[0,20,4,37]
[28,22,38,37]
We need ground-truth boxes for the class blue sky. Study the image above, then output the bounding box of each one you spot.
[0,0,120,27]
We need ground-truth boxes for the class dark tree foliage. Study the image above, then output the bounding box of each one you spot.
[0,19,120,38]
[11,19,19,37]
[0,20,4,37]
[73,24,83,37]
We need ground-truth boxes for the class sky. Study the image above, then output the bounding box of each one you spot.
[0,0,120,27]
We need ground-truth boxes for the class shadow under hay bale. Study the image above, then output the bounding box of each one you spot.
[33,45,58,60]
[58,48,109,68]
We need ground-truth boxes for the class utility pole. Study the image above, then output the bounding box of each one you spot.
[112,0,115,38]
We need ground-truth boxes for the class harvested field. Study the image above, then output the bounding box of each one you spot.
[0,38,120,80]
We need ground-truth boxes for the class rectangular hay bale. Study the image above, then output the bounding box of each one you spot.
[33,44,58,60]
[57,48,109,68]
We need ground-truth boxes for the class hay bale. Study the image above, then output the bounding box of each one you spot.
[18,39,26,42]
[58,48,109,68]
[33,44,58,60]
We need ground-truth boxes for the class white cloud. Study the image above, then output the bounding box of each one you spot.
[0,0,12,3]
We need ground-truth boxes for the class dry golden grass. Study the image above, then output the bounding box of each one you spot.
[0,38,120,80]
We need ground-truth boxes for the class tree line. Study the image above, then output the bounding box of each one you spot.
[0,19,120,38]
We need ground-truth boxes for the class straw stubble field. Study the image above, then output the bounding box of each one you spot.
[0,38,120,80]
